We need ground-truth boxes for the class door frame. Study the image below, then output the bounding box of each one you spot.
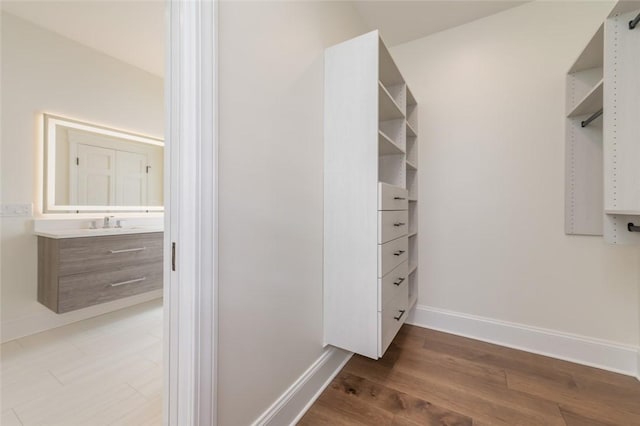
[165,0,218,424]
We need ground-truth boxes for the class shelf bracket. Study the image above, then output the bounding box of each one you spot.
[581,108,603,128]
[629,12,640,30]
[628,223,640,233]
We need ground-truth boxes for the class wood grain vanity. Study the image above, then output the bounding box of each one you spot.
[38,232,163,313]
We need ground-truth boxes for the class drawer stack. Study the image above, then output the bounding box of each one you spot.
[38,232,163,313]
[378,183,409,355]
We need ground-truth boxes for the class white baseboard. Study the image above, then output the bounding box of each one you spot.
[1,290,163,343]
[252,346,353,426]
[407,304,640,377]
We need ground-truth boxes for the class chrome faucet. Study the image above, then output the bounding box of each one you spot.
[103,216,115,228]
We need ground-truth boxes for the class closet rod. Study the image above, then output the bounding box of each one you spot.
[630,12,640,30]
[628,223,640,233]
[581,109,603,128]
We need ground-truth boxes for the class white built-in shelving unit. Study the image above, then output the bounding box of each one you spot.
[565,2,640,244]
[603,3,640,244]
[406,87,418,310]
[324,30,419,359]
[565,25,604,236]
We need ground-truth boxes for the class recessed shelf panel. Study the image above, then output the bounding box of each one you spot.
[379,82,405,121]
[406,86,417,107]
[379,119,406,152]
[379,38,404,88]
[379,131,404,155]
[408,202,417,234]
[409,263,417,275]
[406,168,417,200]
[406,121,417,137]
[379,154,406,188]
[567,79,603,117]
[406,136,417,165]
[384,83,406,116]
[406,102,418,131]
[406,160,417,171]
[569,24,603,73]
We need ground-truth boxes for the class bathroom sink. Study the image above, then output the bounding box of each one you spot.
[34,226,164,239]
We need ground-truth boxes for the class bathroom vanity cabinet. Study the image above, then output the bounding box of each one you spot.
[38,232,163,313]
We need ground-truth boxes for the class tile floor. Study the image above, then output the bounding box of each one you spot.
[1,299,163,426]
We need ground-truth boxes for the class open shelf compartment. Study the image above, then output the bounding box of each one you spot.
[379,82,405,121]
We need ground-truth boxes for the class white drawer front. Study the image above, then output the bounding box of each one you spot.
[378,183,408,211]
[378,237,408,277]
[378,261,408,311]
[378,210,409,244]
[379,292,409,356]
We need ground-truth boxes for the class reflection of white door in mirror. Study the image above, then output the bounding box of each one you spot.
[116,150,148,206]
[70,144,149,206]
[72,144,116,205]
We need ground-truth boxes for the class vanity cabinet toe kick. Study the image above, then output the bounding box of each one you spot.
[38,232,163,313]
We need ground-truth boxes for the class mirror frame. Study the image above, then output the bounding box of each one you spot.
[43,114,164,213]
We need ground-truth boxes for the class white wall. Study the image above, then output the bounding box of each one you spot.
[391,1,640,347]
[217,1,366,424]
[0,13,163,341]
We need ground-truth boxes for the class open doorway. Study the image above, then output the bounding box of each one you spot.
[1,1,166,424]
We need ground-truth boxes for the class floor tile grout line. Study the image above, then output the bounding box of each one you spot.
[48,369,66,386]
[12,408,25,426]
[125,381,154,402]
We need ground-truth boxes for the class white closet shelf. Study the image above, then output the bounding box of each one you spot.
[406,121,417,137]
[406,160,417,170]
[408,231,417,238]
[567,79,603,118]
[409,264,417,275]
[605,209,640,215]
[379,82,405,121]
[408,197,418,202]
[378,130,405,155]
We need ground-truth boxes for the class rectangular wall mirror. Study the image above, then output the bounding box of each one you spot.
[44,114,164,213]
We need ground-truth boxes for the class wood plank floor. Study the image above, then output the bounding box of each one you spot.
[299,325,640,426]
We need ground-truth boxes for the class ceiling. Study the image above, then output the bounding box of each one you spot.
[1,1,529,77]
[353,1,530,46]
[1,1,164,77]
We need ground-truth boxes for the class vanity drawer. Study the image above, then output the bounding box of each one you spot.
[379,261,408,311]
[378,210,408,244]
[378,236,408,277]
[57,261,162,313]
[379,292,409,356]
[58,232,163,275]
[378,183,408,211]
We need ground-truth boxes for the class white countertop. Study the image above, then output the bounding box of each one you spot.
[34,226,163,239]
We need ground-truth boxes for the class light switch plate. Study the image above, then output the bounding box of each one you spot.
[0,204,33,217]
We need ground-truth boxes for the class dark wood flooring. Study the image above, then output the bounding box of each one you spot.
[299,325,640,426]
